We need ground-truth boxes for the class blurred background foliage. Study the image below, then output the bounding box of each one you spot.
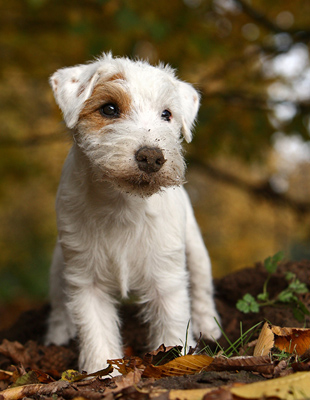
[1,0,310,325]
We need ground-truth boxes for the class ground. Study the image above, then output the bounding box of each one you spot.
[0,260,310,398]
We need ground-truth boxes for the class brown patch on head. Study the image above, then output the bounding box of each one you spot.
[51,78,59,93]
[71,77,79,83]
[109,73,126,81]
[77,75,131,133]
[77,80,89,97]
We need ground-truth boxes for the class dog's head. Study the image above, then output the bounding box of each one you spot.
[50,53,200,196]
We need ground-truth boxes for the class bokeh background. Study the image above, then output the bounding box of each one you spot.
[1,0,310,327]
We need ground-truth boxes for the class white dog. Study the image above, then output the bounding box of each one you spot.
[45,53,221,373]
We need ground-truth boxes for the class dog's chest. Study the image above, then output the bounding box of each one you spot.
[93,208,156,297]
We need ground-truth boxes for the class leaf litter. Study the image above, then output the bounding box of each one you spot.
[1,260,310,399]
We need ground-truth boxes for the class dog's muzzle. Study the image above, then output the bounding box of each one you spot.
[135,146,166,174]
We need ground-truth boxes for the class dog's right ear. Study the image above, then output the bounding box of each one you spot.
[50,62,101,129]
[177,81,200,143]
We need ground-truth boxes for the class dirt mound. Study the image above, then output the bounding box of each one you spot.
[215,259,310,346]
[0,259,309,394]
[1,260,310,358]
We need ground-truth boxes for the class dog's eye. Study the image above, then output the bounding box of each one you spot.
[161,109,172,122]
[99,103,120,118]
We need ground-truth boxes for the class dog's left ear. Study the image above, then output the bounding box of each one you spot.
[50,62,101,129]
[178,81,200,143]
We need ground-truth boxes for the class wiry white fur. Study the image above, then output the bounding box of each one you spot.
[46,53,221,374]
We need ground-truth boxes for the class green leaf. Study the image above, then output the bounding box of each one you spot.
[11,371,39,387]
[293,307,306,323]
[249,301,260,313]
[287,279,309,294]
[277,291,296,303]
[257,292,268,301]
[236,299,250,313]
[296,300,310,316]
[236,294,260,313]
[263,251,284,274]
[285,272,295,281]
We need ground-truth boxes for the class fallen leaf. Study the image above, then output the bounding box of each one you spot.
[61,365,113,382]
[202,387,233,400]
[253,322,274,357]
[0,370,13,381]
[209,355,273,375]
[31,370,55,383]
[108,356,145,375]
[0,340,77,373]
[102,370,142,395]
[142,354,213,378]
[254,323,310,356]
[143,344,182,366]
[272,326,310,355]
[169,387,229,400]
[231,371,310,400]
[0,380,70,400]
[11,370,44,388]
[0,340,33,367]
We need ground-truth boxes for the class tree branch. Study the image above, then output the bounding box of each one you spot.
[189,159,310,214]
[233,0,310,42]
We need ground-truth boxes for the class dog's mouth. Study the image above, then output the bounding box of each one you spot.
[121,170,185,196]
[93,152,186,196]
[99,169,183,197]
[123,173,164,193]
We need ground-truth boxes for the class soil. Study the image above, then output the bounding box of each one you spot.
[0,259,310,396]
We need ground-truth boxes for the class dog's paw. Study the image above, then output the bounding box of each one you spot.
[45,325,73,346]
[79,344,123,377]
[45,313,76,346]
[192,312,222,341]
[80,361,120,377]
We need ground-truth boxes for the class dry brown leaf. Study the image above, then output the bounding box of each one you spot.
[102,370,142,396]
[31,370,55,384]
[253,322,274,357]
[0,340,76,373]
[108,356,146,375]
[0,340,33,368]
[231,371,310,400]
[272,326,310,355]
[254,323,310,356]
[209,355,273,375]
[0,370,13,381]
[0,380,70,400]
[143,344,182,366]
[142,354,213,378]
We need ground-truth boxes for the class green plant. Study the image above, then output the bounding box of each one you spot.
[236,252,310,322]
[200,319,262,358]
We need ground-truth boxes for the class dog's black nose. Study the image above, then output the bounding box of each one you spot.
[135,146,166,173]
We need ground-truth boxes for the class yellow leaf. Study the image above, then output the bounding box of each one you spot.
[231,371,310,400]
[142,354,213,378]
[169,388,221,400]
[61,365,113,382]
[61,369,81,382]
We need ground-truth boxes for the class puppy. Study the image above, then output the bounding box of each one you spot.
[45,53,221,373]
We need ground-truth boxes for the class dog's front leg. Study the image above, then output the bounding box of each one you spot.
[185,199,222,341]
[142,270,195,351]
[66,281,123,373]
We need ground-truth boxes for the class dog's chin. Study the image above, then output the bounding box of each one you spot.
[102,171,185,198]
